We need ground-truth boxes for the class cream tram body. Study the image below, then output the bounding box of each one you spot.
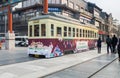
[28,14,98,58]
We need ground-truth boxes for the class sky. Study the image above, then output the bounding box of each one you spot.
[86,0,120,22]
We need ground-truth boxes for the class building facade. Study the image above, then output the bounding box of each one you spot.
[88,2,108,41]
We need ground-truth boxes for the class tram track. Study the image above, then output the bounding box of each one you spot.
[42,54,118,78]
[88,57,118,78]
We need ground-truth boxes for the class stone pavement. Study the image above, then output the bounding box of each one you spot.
[44,52,118,78]
[0,43,113,78]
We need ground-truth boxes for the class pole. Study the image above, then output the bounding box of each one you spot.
[5,14,7,34]
[8,5,12,33]
[44,0,48,14]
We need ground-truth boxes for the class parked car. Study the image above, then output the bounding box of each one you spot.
[15,36,28,47]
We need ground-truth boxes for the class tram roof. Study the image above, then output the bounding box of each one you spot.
[29,13,97,29]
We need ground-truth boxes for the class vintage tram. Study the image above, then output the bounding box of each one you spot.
[27,13,98,58]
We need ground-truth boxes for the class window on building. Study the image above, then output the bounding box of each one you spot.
[51,0,56,3]
[29,26,32,37]
[41,24,46,36]
[62,0,67,5]
[51,24,54,36]
[75,5,80,11]
[48,0,52,3]
[48,0,60,4]
[57,27,62,37]
[56,0,60,4]
[34,25,39,36]
[63,11,69,16]
[80,7,84,12]
[69,1,74,9]
[64,26,67,37]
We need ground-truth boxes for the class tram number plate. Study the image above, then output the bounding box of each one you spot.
[34,54,39,57]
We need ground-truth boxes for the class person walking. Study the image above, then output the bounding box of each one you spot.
[0,41,1,50]
[106,35,112,54]
[111,35,118,53]
[97,37,102,53]
[117,38,120,61]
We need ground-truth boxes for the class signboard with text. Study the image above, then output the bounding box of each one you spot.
[0,0,24,5]
[0,0,8,4]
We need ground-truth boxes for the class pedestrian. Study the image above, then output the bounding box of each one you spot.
[106,35,112,54]
[117,38,120,61]
[0,41,2,50]
[97,37,102,53]
[111,35,118,53]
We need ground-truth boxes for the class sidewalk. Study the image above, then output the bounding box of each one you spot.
[0,44,108,78]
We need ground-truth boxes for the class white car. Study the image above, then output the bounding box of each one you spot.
[15,36,28,47]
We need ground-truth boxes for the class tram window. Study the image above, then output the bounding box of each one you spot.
[88,30,89,38]
[34,25,39,36]
[41,24,46,36]
[51,24,54,36]
[86,30,87,37]
[80,29,82,37]
[73,28,75,37]
[90,31,92,37]
[64,26,67,37]
[89,31,91,38]
[29,26,32,37]
[91,31,93,37]
[57,27,62,37]
[68,27,71,37]
[76,28,79,37]
[92,31,94,38]
[95,33,96,38]
[83,30,84,37]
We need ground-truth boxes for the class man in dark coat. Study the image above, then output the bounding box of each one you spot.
[97,37,102,53]
[106,35,112,54]
[112,35,118,53]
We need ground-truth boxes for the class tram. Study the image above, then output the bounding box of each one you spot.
[27,13,98,58]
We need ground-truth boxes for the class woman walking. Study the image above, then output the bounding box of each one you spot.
[97,37,102,53]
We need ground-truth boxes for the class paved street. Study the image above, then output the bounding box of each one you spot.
[43,54,118,78]
[0,43,119,78]
[0,47,39,66]
[91,59,120,78]
[0,44,107,78]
